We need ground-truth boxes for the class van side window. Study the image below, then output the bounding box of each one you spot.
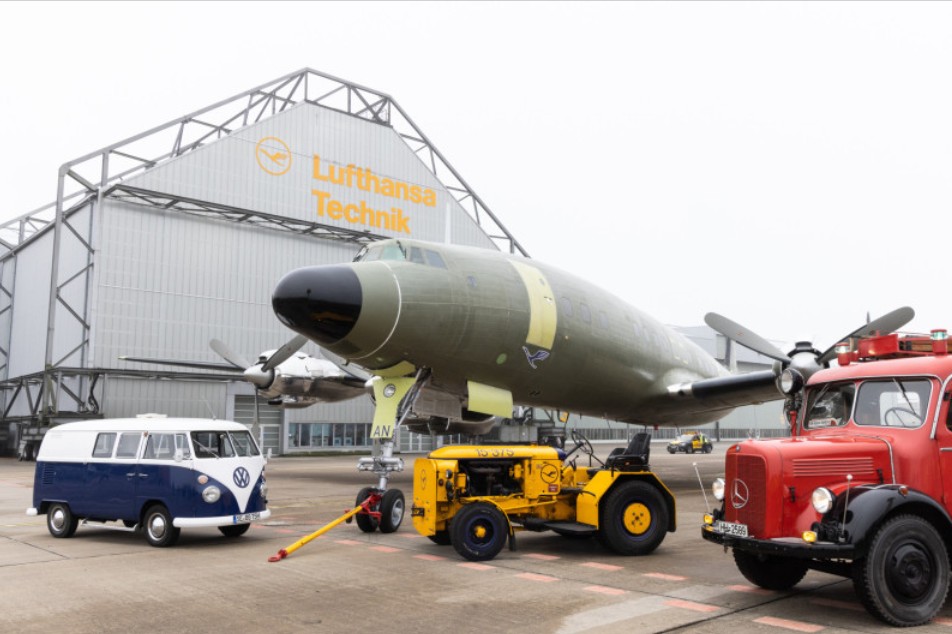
[143,433,184,460]
[116,433,142,458]
[92,432,117,458]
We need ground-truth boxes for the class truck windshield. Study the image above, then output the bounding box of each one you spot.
[804,382,855,429]
[853,378,931,428]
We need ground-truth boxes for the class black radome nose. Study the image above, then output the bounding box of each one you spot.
[272,265,362,345]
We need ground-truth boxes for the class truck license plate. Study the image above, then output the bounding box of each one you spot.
[713,520,748,537]
[234,512,260,523]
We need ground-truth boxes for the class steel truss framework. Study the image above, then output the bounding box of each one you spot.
[0,68,527,431]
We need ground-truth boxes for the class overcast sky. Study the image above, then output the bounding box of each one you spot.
[2,1,950,350]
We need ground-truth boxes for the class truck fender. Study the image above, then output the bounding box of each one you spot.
[578,471,676,532]
[831,485,952,556]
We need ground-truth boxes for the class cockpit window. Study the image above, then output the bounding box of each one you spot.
[804,382,855,428]
[353,242,447,268]
[854,379,930,428]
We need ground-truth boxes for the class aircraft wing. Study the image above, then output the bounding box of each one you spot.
[667,369,782,412]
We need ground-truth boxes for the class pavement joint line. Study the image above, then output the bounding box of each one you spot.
[753,616,825,632]
[515,572,560,583]
[807,597,864,612]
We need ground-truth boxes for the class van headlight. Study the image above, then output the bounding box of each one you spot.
[202,485,221,504]
[712,478,726,501]
[811,487,835,514]
[259,480,268,499]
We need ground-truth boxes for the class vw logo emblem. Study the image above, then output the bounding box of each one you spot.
[233,467,251,489]
[731,479,750,509]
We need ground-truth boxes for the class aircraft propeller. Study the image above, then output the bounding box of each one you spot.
[704,306,916,391]
[209,335,308,389]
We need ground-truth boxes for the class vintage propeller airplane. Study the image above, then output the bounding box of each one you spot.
[120,335,367,408]
[270,237,914,531]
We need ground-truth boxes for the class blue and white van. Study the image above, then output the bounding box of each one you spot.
[27,417,271,547]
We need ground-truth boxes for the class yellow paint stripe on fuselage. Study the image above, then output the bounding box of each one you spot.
[509,260,557,350]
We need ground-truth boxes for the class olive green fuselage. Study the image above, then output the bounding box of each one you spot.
[320,239,733,426]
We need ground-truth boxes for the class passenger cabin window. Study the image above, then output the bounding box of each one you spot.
[579,303,592,324]
[115,432,142,458]
[92,432,117,458]
[854,379,931,428]
[805,382,856,428]
[559,297,573,317]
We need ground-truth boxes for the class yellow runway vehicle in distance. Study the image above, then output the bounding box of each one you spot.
[666,432,713,454]
[411,430,675,561]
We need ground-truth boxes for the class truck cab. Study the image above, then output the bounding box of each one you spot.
[703,331,952,627]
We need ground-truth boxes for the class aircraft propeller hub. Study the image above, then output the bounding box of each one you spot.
[244,365,274,389]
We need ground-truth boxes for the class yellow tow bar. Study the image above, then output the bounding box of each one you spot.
[268,492,381,562]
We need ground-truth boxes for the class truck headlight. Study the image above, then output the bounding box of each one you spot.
[260,480,268,499]
[202,485,221,504]
[778,368,804,395]
[712,478,725,501]
[811,487,834,514]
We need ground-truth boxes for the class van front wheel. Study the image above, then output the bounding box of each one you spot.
[218,523,251,538]
[47,503,78,538]
[143,505,180,547]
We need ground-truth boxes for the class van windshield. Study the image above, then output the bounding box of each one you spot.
[191,430,260,458]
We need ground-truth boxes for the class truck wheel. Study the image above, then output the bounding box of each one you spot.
[852,514,950,627]
[596,480,668,555]
[451,502,508,561]
[379,489,405,534]
[218,523,251,538]
[143,504,180,547]
[704,445,712,454]
[47,502,78,538]
[666,446,675,454]
[734,550,807,590]
[355,487,379,533]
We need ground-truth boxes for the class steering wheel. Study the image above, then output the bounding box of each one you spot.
[565,429,603,466]
[883,406,922,427]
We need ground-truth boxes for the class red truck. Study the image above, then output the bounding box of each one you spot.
[703,330,952,626]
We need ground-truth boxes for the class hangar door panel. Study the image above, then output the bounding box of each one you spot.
[233,396,282,455]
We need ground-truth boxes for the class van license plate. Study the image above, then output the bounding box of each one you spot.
[234,512,260,523]
[713,520,748,537]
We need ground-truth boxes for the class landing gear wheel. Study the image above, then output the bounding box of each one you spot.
[355,487,379,533]
[218,523,251,538]
[47,502,78,538]
[596,480,668,555]
[379,489,405,533]
[852,514,949,626]
[143,504,180,547]
[451,502,508,562]
[733,550,808,590]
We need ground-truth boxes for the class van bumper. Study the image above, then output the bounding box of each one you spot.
[26,508,38,516]
[174,509,271,528]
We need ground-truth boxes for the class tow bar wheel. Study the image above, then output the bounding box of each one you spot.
[450,502,508,562]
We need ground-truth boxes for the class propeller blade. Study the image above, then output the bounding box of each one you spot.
[319,347,373,382]
[262,334,308,372]
[119,355,239,372]
[210,339,252,370]
[818,306,915,364]
[704,312,791,363]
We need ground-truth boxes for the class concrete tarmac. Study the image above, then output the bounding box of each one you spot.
[3,443,952,633]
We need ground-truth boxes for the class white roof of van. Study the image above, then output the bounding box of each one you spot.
[49,418,249,432]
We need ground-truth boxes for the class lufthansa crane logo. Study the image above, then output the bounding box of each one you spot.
[233,467,251,489]
[730,479,750,509]
[255,136,292,176]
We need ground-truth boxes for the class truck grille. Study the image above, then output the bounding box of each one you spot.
[730,454,767,537]
[792,457,876,479]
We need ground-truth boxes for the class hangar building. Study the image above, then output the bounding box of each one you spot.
[1,68,782,458]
